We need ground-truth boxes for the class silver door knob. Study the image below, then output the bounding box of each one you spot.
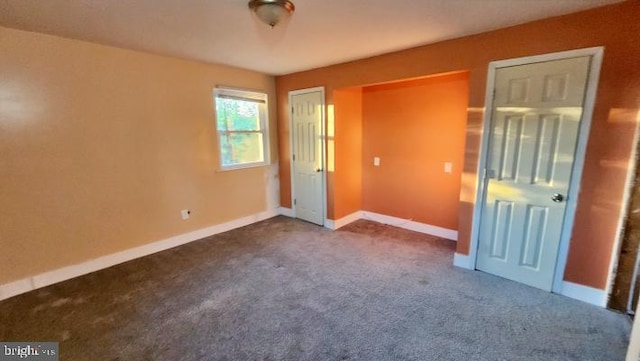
[551,193,565,202]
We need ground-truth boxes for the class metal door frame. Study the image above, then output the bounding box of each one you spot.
[468,47,604,293]
[288,86,327,226]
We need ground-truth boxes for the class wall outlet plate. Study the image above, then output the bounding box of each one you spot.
[181,209,190,220]
[444,162,453,174]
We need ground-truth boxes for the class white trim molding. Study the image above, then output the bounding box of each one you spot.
[453,253,474,270]
[0,208,280,302]
[560,281,608,307]
[0,279,33,302]
[278,207,294,218]
[323,219,336,230]
[320,210,459,240]
[361,211,458,240]
[325,211,363,230]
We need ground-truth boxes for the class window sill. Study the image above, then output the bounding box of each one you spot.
[217,162,271,172]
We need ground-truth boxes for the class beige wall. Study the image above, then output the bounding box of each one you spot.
[0,26,277,285]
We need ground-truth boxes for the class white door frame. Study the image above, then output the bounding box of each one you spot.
[288,86,328,226]
[468,47,604,293]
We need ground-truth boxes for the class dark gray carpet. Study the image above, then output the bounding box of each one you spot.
[0,217,630,360]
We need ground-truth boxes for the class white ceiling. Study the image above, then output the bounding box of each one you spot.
[0,0,623,75]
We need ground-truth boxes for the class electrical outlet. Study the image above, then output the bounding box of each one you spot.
[181,209,191,220]
[444,162,453,174]
[374,157,381,167]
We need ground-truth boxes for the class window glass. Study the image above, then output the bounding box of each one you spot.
[214,88,269,170]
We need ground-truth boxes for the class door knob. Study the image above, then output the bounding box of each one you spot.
[315,168,323,172]
[551,193,565,202]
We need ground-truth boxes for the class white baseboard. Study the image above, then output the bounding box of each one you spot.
[560,281,608,307]
[322,210,458,239]
[324,219,335,230]
[325,211,363,230]
[278,207,294,218]
[361,211,458,241]
[0,208,280,302]
[0,279,33,302]
[335,211,364,229]
[453,253,474,270]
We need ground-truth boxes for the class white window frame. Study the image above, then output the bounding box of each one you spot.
[214,87,270,171]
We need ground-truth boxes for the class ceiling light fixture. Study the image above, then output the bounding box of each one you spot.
[248,0,295,28]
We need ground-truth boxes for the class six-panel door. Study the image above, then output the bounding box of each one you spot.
[476,56,591,291]
[291,91,324,225]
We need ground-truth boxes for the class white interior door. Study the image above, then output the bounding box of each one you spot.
[476,56,591,291]
[291,89,324,225]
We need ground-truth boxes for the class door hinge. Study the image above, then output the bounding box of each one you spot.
[291,106,294,114]
[294,199,297,205]
[292,154,296,161]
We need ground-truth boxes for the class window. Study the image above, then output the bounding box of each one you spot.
[214,87,269,170]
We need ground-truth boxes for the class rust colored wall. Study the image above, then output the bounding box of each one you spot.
[332,88,363,219]
[361,73,469,229]
[276,1,640,290]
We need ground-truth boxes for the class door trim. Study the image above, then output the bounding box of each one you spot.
[288,86,327,226]
[468,47,604,293]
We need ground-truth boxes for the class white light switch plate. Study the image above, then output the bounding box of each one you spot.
[374,157,380,166]
[444,162,453,174]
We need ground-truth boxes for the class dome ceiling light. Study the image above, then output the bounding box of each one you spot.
[248,0,295,28]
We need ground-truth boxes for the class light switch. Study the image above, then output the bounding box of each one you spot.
[374,157,380,167]
[444,162,453,174]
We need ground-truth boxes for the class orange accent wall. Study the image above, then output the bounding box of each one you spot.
[361,73,469,229]
[276,0,640,290]
[332,88,363,219]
